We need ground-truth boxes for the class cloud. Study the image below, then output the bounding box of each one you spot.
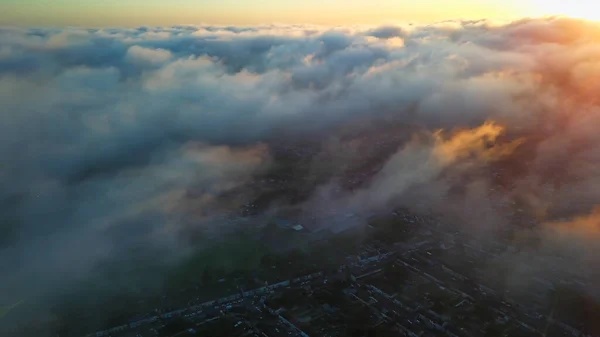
[301,122,523,231]
[125,45,172,66]
[367,25,404,39]
[3,16,600,335]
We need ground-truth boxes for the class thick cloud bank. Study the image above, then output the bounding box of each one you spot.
[3,17,600,335]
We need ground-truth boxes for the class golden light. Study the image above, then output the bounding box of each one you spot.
[531,0,600,21]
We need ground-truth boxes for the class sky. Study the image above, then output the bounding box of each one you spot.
[1,0,594,27]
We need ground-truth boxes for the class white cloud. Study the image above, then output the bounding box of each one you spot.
[126,45,172,65]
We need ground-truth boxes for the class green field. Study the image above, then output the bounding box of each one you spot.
[168,235,270,285]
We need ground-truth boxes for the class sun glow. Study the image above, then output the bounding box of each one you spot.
[3,0,600,27]
[532,0,600,21]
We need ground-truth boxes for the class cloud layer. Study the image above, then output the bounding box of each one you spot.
[3,16,600,335]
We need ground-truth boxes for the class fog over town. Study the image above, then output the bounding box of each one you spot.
[3,16,600,337]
